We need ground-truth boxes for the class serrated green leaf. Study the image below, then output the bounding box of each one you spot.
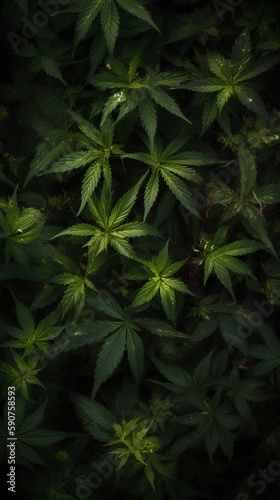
[160,282,176,323]
[133,279,160,307]
[193,350,214,384]
[47,151,92,175]
[101,0,120,53]
[138,98,157,146]
[15,301,35,334]
[235,86,268,119]
[74,0,105,45]
[164,277,192,294]
[78,162,103,215]
[115,221,159,237]
[234,55,280,83]
[69,111,104,146]
[92,326,127,398]
[110,236,137,259]
[148,87,191,123]
[254,183,280,204]
[143,170,160,221]
[52,224,96,239]
[212,260,234,298]
[231,30,251,65]
[192,317,219,341]
[126,326,144,383]
[239,207,277,258]
[140,318,187,338]
[151,356,193,387]
[217,87,233,113]
[19,429,70,446]
[40,57,66,85]
[221,255,255,278]
[185,77,224,93]
[71,393,115,430]
[207,53,232,82]
[160,169,199,217]
[216,239,263,256]
[155,240,169,271]
[201,93,218,136]
[238,147,257,198]
[205,424,219,463]
[116,0,160,33]
[108,178,143,228]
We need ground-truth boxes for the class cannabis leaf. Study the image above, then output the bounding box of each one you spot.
[50,273,97,319]
[184,31,280,136]
[226,370,268,420]
[166,6,220,46]
[0,186,46,264]
[23,130,78,187]
[90,54,190,143]
[176,393,242,463]
[0,350,45,400]
[54,291,187,398]
[69,0,159,52]
[105,418,172,491]
[71,392,116,442]
[52,176,158,264]
[18,38,68,85]
[149,350,216,398]
[191,306,253,355]
[196,226,264,299]
[123,135,221,220]
[248,323,280,377]
[43,112,124,214]
[0,397,72,468]
[1,300,63,357]
[190,292,235,320]
[128,241,193,323]
[208,147,280,257]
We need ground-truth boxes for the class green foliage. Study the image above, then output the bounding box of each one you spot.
[1,0,280,498]
[45,113,124,214]
[123,135,221,219]
[177,396,242,464]
[208,147,280,258]
[184,30,280,136]
[2,299,63,357]
[72,388,175,491]
[0,396,71,468]
[106,418,172,491]
[52,176,159,264]
[70,0,159,52]
[0,186,46,264]
[194,225,263,299]
[128,241,193,323]
[90,52,190,144]
[0,350,45,400]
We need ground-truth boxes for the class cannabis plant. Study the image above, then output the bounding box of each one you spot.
[1,0,280,498]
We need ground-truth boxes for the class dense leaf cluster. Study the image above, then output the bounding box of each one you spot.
[1,0,280,498]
